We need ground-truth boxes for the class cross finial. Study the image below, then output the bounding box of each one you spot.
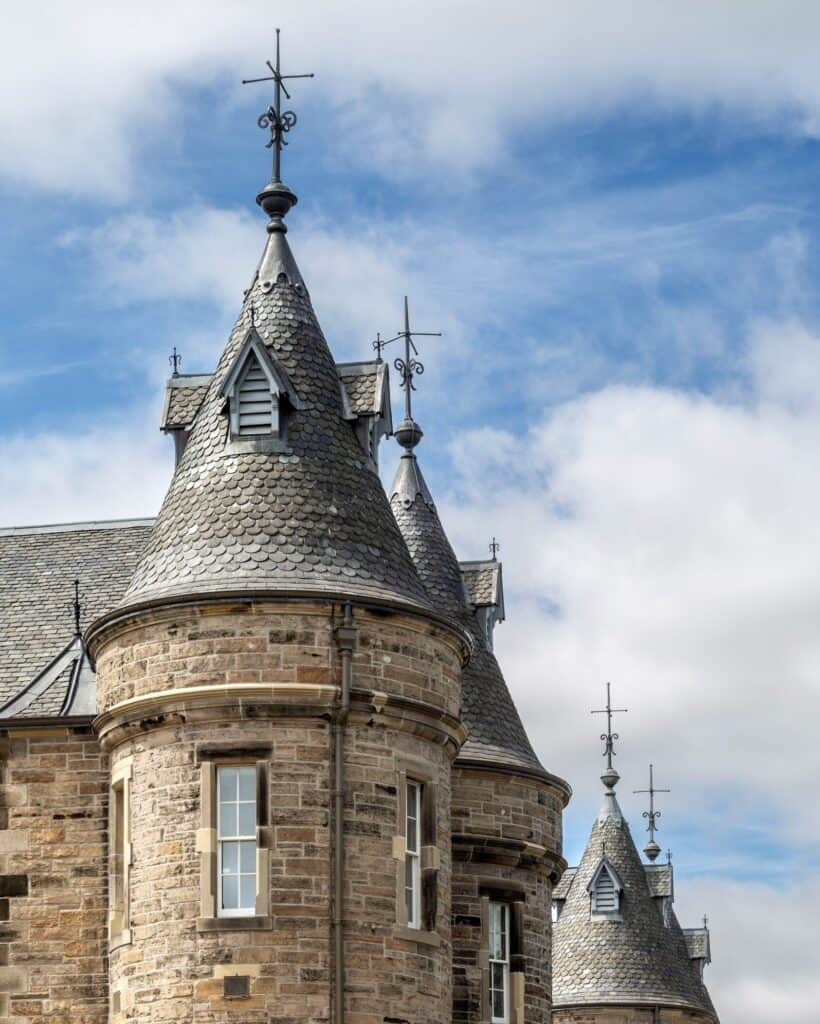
[170,347,182,376]
[489,537,501,560]
[71,579,81,637]
[591,682,628,772]
[242,29,315,185]
[372,332,387,363]
[381,296,442,424]
[634,763,671,862]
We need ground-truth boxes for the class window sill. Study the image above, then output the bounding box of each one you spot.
[196,915,273,933]
[109,928,132,953]
[393,925,440,948]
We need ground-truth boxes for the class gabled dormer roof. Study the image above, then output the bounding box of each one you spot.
[586,855,625,896]
[160,374,213,432]
[460,559,504,618]
[336,360,392,423]
[219,327,303,411]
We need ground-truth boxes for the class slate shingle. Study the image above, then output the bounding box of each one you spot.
[121,229,431,614]
[0,521,153,712]
[552,793,717,1019]
[389,447,551,778]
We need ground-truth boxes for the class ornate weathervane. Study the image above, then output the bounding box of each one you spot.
[242,28,315,184]
[633,763,670,862]
[380,297,441,424]
[489,537,501,560]
[591,682,628,773]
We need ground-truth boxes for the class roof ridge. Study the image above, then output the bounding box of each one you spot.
[0,518,155,537]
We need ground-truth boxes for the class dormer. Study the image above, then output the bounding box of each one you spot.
[645,862,674,928]
[683,926,712,980]
[336,360,393,471]
[587,857,624,921]
[160,373,213,467]
[220,328,303,452]
[459,559,506,650]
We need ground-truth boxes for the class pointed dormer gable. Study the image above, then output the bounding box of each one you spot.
[220,327,303,451]
[587,855,625,920]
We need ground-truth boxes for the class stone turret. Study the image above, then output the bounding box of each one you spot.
[389,415,571,1024]
[551,766,718,1024]
[88,161,469,1023]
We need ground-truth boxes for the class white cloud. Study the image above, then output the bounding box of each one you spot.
[676,877,820,1024]
[0,414,170,528]
[440,319,820,851]
[7,2,820,196]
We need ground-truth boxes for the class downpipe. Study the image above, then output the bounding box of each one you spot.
[332,603,356,1024]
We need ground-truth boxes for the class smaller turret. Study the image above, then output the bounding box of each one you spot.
[551,687,719,1024]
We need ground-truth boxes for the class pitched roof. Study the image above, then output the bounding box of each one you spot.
[160,374,213,431]
[336,361,389,418]
[116,213,432,617]
[460,561,502,609]
[684,927,711,963]
[389,443,559,782]
[552,784,717,1019]
[0,520,153,716]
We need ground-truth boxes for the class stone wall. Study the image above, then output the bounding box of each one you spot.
[451,765,567,1024]
[91,599,466,1024]
[0,725,108,1023]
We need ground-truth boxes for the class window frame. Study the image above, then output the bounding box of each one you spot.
[404,779,422,929]
[195,750,273,933]
[488,901,510,1024]
[109,757,133,952]
[216,764,258,919]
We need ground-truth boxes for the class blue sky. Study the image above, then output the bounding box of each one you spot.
[3,4,820,1019]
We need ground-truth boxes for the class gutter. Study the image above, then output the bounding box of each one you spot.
[332,603,356,1024]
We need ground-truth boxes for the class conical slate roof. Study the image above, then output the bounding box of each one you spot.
[552,779,717,1019]
[389,431,548,777]
[120,188,430,614]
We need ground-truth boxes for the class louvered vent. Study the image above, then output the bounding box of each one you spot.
[593,871,617,912]
[238,354,273,435]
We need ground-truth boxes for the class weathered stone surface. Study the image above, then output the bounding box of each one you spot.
[0,726,108,1022]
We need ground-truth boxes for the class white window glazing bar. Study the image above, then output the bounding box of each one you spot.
[217,765,257,917]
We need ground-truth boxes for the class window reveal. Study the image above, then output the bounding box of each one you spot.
[405,779,421,929]
[489,902,510,1023]
[217,766,257,916]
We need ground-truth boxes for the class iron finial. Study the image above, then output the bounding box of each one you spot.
[703,914,709,929]
[71,578,81,637]
[666,848,673,865]
[381,296,442,451]
[591,682,628,786]
[489,537,501,560]
[634,763,671,862]
[169,347,182,377]
[372,332,387,363]
[242,28,314,187]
